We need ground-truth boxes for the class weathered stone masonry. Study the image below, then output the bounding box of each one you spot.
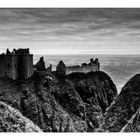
[56,58,100,75]
[0,48,33,80]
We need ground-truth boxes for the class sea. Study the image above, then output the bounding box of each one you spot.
[34,54,140,93]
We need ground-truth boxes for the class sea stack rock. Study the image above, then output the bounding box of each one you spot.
[35,57,46,71]
[100,74,140,132]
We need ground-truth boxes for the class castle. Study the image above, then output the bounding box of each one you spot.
[0,48,100,80]
[0,48,33,80]
[56,58,100,75]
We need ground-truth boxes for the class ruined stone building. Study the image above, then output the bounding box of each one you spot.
[56,58,100,75]
[66,58,100,75]
[0,48,33,80]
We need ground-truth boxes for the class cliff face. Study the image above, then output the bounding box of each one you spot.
[67,71,117,113]
[35,57,46,71]
[0,72,86,132]
[0,101,42,132]
[100,74,140,132]
[121,107,140,132]
[0,70,117,132]
[67,71,117,130]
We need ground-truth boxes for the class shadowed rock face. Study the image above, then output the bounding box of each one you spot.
[0,101,42,132]
[0,70,117,132]
[50,80,86,120]
[67,71,117,113]
[100,74,140,132]
[67,71,117,130]
[35,57,46,71]
[121,107,140,132]
[0,72,86,132]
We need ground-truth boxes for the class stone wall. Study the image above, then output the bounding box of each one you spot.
[18,55,33,80]
[66,58,100,75]
[0,55,18,80]
[0,49,33,80]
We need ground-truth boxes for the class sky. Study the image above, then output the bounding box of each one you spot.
[0,8,140,54]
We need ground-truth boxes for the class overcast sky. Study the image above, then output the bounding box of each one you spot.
[0,8,140,54]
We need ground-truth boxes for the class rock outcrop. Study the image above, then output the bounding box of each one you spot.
[0,72,86,132]
[56,60,66,75]
[0,101,42,132]
[67,71,117,130]
[35,57,46,71]
[100,74,140,132]
[67,71,117,113]
[0,70,117,132]
[121,107,140,132]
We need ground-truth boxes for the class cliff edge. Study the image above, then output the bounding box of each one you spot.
[0,70,117,132]
[99,74,140,132]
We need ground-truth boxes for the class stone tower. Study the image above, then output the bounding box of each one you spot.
[0,48,33,80]
[15,49,33,79]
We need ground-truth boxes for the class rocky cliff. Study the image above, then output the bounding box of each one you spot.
[35,57,46,71]
[0,70,117,132]
[99,74,140,132]
[67,71,117,113]
[0,101,42,132]
[121,107,140,132]
[67,71,117,130]
[0,72,87,132]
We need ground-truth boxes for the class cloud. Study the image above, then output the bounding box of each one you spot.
[0,8,140,54]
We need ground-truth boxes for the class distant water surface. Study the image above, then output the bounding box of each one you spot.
[34,54,140,93]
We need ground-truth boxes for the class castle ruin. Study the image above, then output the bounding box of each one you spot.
[66,58,100,74]
[0,48,33,80]
[56,58,100,75]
